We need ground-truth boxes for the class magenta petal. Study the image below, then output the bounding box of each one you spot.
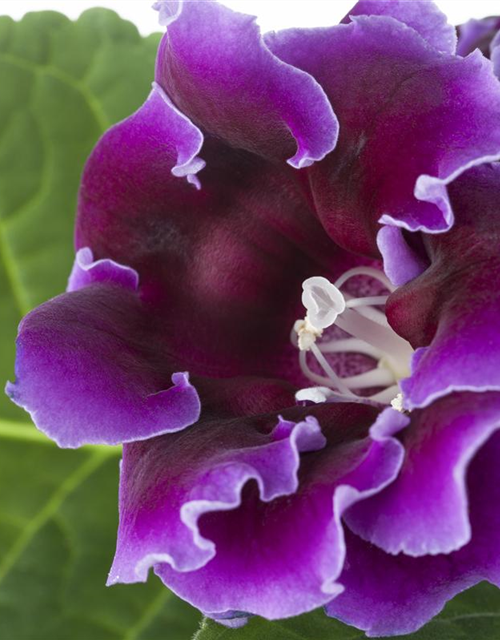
[155,0,338,168]
[146,80,205,186]
[376,226,429,287]
[326,528,477,637]
[67,247,139,292]
[342,0,457,53]
[86,79,204,192]
[148,83,206,186]
[108,402,403,619]
[5,284,200,447]
[109,415,327,583]
[267,16,500,255]
[388,165,500,408]
[346,393,500,556]
[328,410,500,636]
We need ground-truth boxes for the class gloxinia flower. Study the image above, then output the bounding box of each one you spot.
[7,0,500,636]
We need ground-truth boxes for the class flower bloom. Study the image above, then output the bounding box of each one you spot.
[7,1,500,636]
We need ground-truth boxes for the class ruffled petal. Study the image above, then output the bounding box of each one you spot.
[345,393,500,556]
[67,247,139,292]
[342,0,457,54]
[111,79,204,188]
[326,528,477,637]
[376,226,429,287]
[266,16,500,255]
[6,280,200,447]
[328,407,500,636]
[387,165,500,408]
[108,400,404,620]
[154,0,338,168]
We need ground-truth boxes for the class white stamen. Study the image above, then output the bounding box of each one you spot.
[334,266,395,291]
[319,338,384,360]
[293,267,413,407]
[346,295,388,309]
[340,367,395,390]
[296,387,333,404]
[335,309,413,370]
[310,343,357,396]
[391,393,405,413]
[293,318,323,351]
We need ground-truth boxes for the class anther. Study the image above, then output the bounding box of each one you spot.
[293,269,413,406]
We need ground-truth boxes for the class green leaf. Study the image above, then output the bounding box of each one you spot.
[195,582,500,640]
[0,9,200,639]
[0,431,200,640]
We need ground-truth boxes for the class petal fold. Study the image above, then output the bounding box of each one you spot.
[155,0,338,167]
[387,165,500,408]
[108,401,404,620]
[92,78,205,189]
[346,393,500,556]
[67,247,139,292]
[328,402,500,636]
[376,226,429,287]
[267,17,500,255]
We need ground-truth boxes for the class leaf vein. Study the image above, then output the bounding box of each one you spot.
[124,587,170,640]
[0,52,111,132]
[0,451,108,585]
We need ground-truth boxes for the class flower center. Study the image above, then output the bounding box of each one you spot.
[292,267,413,407]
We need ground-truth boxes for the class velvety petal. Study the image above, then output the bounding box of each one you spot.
[108,401,404,620]
[76,63,365,386]
[266,16,500,255]
[6,283,200,447]
[67,247,139,292]
[326,529,477,637]
[457,16,500,57]
[345,393,500,556]
[387,165,500,408]
[155,0,338,168]
[328,409,500,637]
[121,80,204,187]
[342,0,457,53]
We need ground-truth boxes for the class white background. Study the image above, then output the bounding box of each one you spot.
[0,0,499,34]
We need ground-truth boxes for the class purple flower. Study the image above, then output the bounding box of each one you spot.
[6,1,500,636]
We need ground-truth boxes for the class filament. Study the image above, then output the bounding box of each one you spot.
[293,268,413,407]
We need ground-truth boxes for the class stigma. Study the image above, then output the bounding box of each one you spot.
[292,267,413,407]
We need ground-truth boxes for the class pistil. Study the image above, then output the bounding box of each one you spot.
[292,268,413,406]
